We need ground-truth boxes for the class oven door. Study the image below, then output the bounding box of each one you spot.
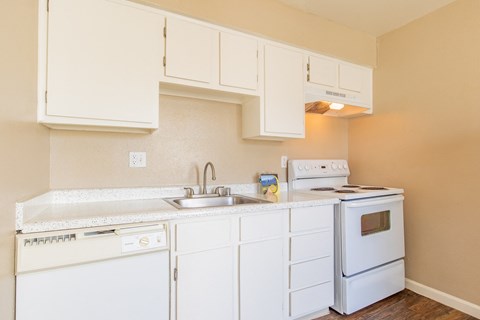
[341,195,404,277]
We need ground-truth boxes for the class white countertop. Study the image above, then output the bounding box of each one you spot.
[16,184,339,233]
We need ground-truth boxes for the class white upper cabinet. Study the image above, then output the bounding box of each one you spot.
[220,32,258,91]
[338,63,369,93]
[38,0,373,136]
[242,44,305,140]
[263,44,305,138]
[38,0,164,132]
[162,19,258,96]
[307,54,373,113]
[165,18,218,84]
[308,56,337,88]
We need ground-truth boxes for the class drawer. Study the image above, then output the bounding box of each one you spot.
[290,281,334,317]
[290,231,332,262]
[175,218,231,252]
[290,206,333,233]
[240,210,285,241]
[290,257,333,290]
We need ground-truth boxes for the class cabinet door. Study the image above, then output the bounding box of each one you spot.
[165,17,218,84]
[46,0,163,124]
[309,56,337,87]
[176,247,234,320]
[339,63,368,93]
[264,45,304,137]
[220,32,258,90]
[239,239,284,320]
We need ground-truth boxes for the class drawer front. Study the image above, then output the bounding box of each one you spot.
[176,218,231,252]
[290,206,333,233]
[290,257,333,290]
[290,231,332,262]
[290,282,334,317]
[240,210,285,242]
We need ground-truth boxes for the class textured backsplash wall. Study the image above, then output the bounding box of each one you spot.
[50,95,349,189]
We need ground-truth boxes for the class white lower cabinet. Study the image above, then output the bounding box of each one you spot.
[173,218,235,320]
[176,248,234,320]
[170,205,333,320]
[289,206,334,319]
[239,211,285,320]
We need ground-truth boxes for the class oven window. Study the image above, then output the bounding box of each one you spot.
[361,210,390,236]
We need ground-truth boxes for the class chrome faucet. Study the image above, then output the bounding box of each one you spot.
[202,162,216,194]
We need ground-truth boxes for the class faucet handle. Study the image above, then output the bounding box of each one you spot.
[214,186,225,196]
[184,187,195,198]
[224,187,231,196]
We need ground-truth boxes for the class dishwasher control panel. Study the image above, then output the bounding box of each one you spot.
[16,223,169,274]
[121,230,167,253]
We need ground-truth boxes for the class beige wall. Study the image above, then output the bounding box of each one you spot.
[50,96,348,188]
[0,1,50,319]
[349,0,480,305]
[137,0,377,67]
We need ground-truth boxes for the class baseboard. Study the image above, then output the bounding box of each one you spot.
[405,278,480,319]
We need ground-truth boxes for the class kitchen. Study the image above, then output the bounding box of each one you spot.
[1,0,480,319]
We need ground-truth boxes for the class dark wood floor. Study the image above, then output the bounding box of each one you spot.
[316,290,477,320]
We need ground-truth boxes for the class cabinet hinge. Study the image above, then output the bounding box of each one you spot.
[45,91,48,104]
[163,26,166,38]
[173,268,178,281]
[306,63,310,82]
[163,56,166,67]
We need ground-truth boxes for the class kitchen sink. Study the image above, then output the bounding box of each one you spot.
[164,194,271,209]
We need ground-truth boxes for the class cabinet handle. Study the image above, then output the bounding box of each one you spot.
[174,268,178,281]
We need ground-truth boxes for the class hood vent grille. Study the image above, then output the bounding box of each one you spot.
[326,90,346,98]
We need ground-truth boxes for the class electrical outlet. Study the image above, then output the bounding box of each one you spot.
[281,155,288,168]
[129,152,146,168]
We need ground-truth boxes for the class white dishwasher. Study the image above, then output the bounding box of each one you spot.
[15,223,169,320]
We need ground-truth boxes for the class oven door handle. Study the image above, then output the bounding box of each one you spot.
[344,195,404,208]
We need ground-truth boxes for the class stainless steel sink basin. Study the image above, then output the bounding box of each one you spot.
[164,194,270,209]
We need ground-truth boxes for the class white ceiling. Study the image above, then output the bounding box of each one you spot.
[276,0,457,36]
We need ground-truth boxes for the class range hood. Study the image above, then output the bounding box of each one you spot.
[304,86,371,117]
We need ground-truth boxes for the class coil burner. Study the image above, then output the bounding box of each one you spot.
[335,190,356,193]
[360,186,387,190]
[311,187,336,191]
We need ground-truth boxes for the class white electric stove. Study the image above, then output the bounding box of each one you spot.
[288,159,405,315]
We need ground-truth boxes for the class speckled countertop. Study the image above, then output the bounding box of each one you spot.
[16,183,339,234]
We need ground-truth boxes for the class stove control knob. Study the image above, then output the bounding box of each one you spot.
[332,163,338,170]
[305,165,310,171]
[297,165,303,171]
[343,164,348,169]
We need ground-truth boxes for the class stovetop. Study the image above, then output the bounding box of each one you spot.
[288,159,404,201]
[296,184,403,200]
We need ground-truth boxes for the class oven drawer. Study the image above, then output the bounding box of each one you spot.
[290,256,333,290]
[290,206,333,233]
[290,231,332,262]
[290,281,334,317]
